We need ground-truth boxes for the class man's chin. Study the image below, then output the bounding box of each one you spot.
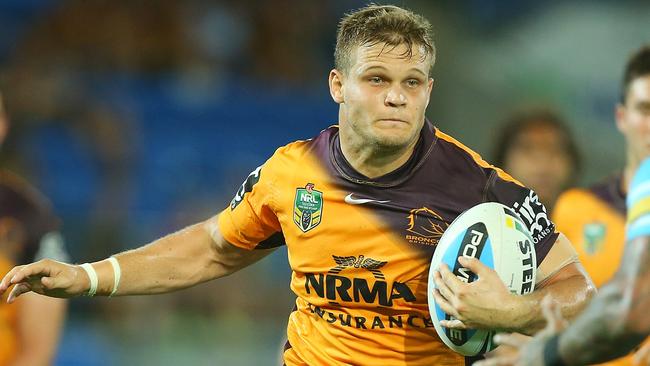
[371,132,415,149]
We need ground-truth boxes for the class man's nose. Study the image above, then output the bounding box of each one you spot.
[385,86,407,107]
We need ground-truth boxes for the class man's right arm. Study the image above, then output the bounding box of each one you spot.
[0,214,275,300]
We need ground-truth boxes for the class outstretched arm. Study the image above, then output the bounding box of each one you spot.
[0,214,275,300]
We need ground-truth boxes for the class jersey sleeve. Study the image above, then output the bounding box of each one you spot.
[218,154,285,250]
[485,169,559,266]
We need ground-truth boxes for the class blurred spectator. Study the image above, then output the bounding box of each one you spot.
[492,108,581,212]
[0,92,68,365]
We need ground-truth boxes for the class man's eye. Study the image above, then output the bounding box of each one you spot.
[406,79,420,87]
[369,77,383,84]
[637,104,650,116]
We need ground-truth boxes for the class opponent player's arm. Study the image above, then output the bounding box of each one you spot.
[0,214,275,299]
[12,294,66,366]
[551,235,650,364]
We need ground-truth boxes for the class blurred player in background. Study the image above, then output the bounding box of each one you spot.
[0,5,595,365]
[0,93,68,365]
[492,109,581,213]
[548,45,650,365]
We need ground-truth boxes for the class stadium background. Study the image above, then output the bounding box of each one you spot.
[0,0,648,364]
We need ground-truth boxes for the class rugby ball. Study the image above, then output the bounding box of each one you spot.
[427,202,537,356]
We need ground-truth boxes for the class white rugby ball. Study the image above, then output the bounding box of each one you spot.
[427,202,537,356]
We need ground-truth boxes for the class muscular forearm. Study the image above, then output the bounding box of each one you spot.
[0,215,275,301]
[558,280,644,365]
[87,217,274,296]
[508,269,595,335]
[558,237,650,365]
[88,221,222,296]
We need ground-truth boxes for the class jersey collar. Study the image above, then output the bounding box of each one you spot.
[330,120,437,187]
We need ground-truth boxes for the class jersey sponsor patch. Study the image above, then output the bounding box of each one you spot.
[293,183,323,232]
[306,302,434,330]
[305,255,416,307]
[511,190,554,245]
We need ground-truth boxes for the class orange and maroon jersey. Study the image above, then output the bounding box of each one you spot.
[553,174,625,288]
[219,122,559,366]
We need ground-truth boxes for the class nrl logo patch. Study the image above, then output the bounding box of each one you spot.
[583,222,606,255]
[293,183,323,233]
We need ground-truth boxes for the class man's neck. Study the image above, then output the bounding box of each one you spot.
[339,129,418,179]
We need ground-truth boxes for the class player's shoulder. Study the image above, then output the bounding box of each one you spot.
[278,125,336,151]
[553,188,620,226]
[555,187,595,205]
[434,127,523,186]
[268,125,337,163]
[433,128,485,165]
[556,174,624,214]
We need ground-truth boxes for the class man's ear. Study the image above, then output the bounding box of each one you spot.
[425,78,435,106]
[329,69,345,104]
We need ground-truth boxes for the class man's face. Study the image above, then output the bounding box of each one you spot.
[617,75,650,163]
[330,42,434,149]
[503,123,574,208]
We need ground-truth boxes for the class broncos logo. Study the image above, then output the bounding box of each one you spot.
[330,255,387,280]
[406,207,448,239]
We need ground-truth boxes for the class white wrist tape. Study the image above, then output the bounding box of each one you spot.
[80,263,98,297]
[108,257,121,297]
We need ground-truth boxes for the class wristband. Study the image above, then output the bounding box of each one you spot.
[543,334,568,366]
[108,257,121,297]
[80,263,98,297]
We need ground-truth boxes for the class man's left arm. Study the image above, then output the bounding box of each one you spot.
[498,233,596,334]
[434,233,596,335]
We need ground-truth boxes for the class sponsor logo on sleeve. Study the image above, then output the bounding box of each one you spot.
[511,190,554,244]
[230,166,262,209]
